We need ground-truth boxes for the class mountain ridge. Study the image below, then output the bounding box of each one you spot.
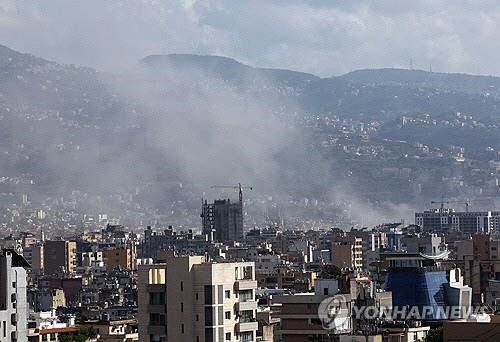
[2,43,500,211]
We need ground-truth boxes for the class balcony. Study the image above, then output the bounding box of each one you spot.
[236,321,258,333]
[147,304,166,313]
[235,300,257,312]
[147,325,166,335]
[235,279,257,291]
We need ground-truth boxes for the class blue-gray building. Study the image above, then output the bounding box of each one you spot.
[384,252,471,320]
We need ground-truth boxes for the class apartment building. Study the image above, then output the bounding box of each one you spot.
[274,278,352,342]
[43,241,76,275]
[331,237,363,270]
[22,244,44,273]
[0,249,29,342]
[415,208,497,234]
[104,245,135,271]
[138,255,258,342]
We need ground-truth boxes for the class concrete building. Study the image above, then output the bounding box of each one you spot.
[331,237,363,270]
[202,198,243,242]
[415,208,498,234]
[80,319,138,341]
[443,321,500,342]
[138,255,258,342]
[22,244,43,273]
[0,249,29,342]
[81,251,104,268]
[455,234,500,303]
[27,311,78,342]
[139,226,212,260]
[274,279,352,342]
[104,246,135,271]
[43,241,77,275]
[403,233,445,256]
[30,288,66,312]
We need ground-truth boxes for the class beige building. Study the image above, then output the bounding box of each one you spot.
[43,240,77,275]
[138,255,258,342]
[104,246,135,271]
[274,279,352,342]
[331,237,363,270]
[33,288,66,311]
[443,321,500,341]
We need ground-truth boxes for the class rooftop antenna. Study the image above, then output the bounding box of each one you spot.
[429,63,432,73]
[410,58,413,70]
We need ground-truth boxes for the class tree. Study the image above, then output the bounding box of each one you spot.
[58,327,97,342]
[425,326,443,342]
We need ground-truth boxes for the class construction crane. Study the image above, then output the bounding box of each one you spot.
[430,198,493,212]
[430,196,449,210]
[211,183,253,203]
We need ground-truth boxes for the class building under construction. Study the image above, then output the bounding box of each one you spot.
[201,184,251,242]
[415,207,500,234]
[201,198,243,242]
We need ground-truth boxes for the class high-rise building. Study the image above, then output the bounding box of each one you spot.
[43,241,77,275]
[330,230,363,270]
[22,244,44,273]
[138,255,258,342]
[201,199,243,242]
[415,208,497,234]
[0,249,29,342]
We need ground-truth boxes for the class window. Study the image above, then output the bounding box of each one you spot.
[181,302,184,312]
[240,310,254,323]
[225,290,230,299]
[196,293,199,300]
[50,333,56,340]
[181,324,184,334]
[323,288,328,295]
[205,328,213,342]
[149,292,165,305]
[204,285,213,305]
[42,335,48,342]
[196,314,199,321]
[225,311,230,319]
[240,331,253,342]
[239,290,253,302]
[225,332,231,340]
[205,307,214,326]
[150,313,165,326]
[181,281,184,292]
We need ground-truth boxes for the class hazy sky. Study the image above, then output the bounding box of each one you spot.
[1,0,499,76]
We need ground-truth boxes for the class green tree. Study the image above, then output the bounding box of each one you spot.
[425,326,443,342]
[58,327,97,342]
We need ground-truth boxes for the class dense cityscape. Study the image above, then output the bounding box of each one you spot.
[2,184,500,341]
[4,1,500,342]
